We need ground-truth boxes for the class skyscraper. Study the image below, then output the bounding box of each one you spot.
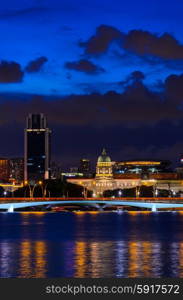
[24,113,51,182]
[79,159,91,176]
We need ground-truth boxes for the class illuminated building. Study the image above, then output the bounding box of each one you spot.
[0,158,10,182]
[68,150,183,196]
[69,149,117,196]
[70,167,79,173]
[175,156,183,179]
[96,149,113,178]
[114,160,171,178]
[50,162,62,179]
[79,159,91,177]
[9,157,24,183]
[24,114,51,182]
[61,172,84,178]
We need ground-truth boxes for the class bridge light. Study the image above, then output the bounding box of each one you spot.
[38,181,43,185]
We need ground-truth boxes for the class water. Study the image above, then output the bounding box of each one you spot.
[0,211,183,278]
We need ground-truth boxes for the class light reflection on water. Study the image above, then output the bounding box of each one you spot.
[0,212,183,277]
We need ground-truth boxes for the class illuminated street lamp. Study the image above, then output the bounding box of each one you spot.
[24,180,44,197]
[82,187,87,198]
[172,190,176,197]
[136,186,140,198]
[24,181,32,197]
[118,190,122,197]
[32,181,43,197]
[42,183,49,197]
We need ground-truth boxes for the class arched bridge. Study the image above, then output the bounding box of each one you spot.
[1,198,183,212]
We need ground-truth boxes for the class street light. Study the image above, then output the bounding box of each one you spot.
[24,180,44,198]
[32,181,43,197]
[82,187,87,198]
[24,181,32,197]
[136,186,140,198]
[172,190,176,197]
[42,183,49,197]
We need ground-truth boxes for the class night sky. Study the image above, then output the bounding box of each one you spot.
[1,0,183,169]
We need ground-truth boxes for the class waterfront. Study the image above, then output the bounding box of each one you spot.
[0,211,183,278]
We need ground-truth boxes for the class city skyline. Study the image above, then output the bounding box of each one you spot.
[1,0,183,285]
[0,0,183,168]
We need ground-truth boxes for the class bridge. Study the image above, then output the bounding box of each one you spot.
[1,197,183,212]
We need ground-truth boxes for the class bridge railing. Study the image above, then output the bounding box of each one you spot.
[0,197,183,204]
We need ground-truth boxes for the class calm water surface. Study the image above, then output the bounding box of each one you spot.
[0,211,183,278]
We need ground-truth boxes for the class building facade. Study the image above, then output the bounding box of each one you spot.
[24,113,51,183]
[0,158,10,182]
[68,149,183,197]
[9,157,24,183]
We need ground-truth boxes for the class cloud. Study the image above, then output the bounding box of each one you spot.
[123,30,183,60]
[0,71,183,167]
[0,61,24,83]
[80,25,183,63]
[79,24,122,55]
[129,71,145,81]
[0,71,182,127]
[165,73,183,104]
[120,70,145,86]
[65,59,105,74]
[25,56,48,73]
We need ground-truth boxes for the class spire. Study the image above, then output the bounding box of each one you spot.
[102,148,107,156]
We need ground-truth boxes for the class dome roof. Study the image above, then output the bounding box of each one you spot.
[98,148,111,163]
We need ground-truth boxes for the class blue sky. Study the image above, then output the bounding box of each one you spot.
[0,0,183,95]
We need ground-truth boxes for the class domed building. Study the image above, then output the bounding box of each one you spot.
[68,148,183,198]
[96,148,113,179]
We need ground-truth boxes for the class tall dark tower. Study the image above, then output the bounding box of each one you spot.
[24,113,51,182]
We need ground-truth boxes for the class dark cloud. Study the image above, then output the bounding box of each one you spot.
[65,59,105,74]
[120,70,145,86]
[0,71,183,168]
[123,30,183,60]
[25,56,48,73]
[0,61,24,83]
[165,73,183,104]
[0,71,182,127]
[79,24,122,55]
[80,25,183,63]
[129,70,145,81]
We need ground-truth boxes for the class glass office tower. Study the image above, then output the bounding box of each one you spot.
[24,113,51,182]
